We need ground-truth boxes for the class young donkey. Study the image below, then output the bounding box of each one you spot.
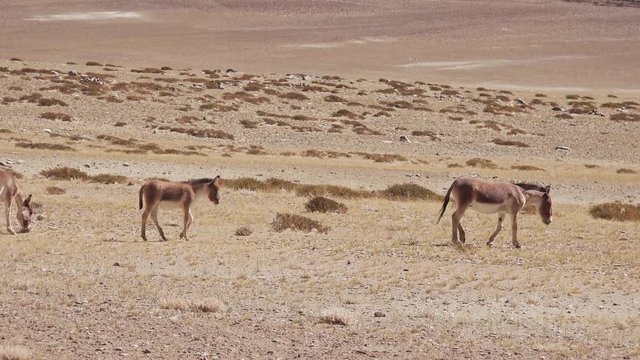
[139,176,221,241]
[436,176,552,248]
[0,168,33,234]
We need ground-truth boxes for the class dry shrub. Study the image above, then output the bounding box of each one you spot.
[40,112,72,121]
[240,120,259,129]
[324,95,347,103]
[46,186,66,195]
[131,68,164,74]
[617,168,637,174]
[243,83,264,92]
[278,92,309,101]
[37,98,67,107]
[41,167,89,180]
[511,165,545,171]
[272,213,329,233]
[159,297,225,313]
[610,113,640,122]
[466,158,498,169]
[235,225,254,236]
[333,109,360,119]
[318,308,355,326]
[114,122,127,127]
[492,138,529,148]
[380,183,442,201]
[222,91,270,105]
[555,113,574,120]
[90,174,128,184]
[565,94,580,100]
[305,196,347,213]
[585,164,599,168]
[589,203,640,222]
[15,142,75,151]
[0,345,32,360]
[157,126,234,140]
[411,130,439,141]
[357,153,406,163]
[86,61,102,66]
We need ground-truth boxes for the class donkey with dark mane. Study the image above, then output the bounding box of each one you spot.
[0,168,33,234]
[139,176,221,241]
[436,176,552,248]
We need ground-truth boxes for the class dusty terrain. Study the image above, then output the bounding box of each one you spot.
[1,1,640,359]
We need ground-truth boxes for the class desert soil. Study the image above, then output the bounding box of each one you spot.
[1,1,639,359]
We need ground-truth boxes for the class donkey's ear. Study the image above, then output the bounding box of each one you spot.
[544,186,551,194]
[23,194,32,206]
[212,175,221,185]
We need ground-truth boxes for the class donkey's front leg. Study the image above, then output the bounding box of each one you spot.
[151,208,167,241]
[510,213,521,248]
[4,202,16,235]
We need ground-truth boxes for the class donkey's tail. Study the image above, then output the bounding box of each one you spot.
[436,182,455,224]
[138,185,144,210]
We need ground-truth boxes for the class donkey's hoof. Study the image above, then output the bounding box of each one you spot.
[513,243,521,249]
[7,229,16,235]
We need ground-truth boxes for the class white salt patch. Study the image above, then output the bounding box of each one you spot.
[295,36,396,49]
[28,11,143,22]
[397,56,589,71]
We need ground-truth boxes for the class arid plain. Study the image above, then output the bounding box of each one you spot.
[1,1,639,359]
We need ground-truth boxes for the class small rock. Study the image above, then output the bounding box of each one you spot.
[84,164,91,168]
[374,311,386,318]
[555,146,571,151]
[113,262,121,267]
[399,135,410,142]
[515,98,527,105]
[551,107,564,112]
[122,163,130,167]
[43,129,52,134]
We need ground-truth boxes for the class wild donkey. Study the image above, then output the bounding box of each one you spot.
[139,176,221,241]
[0,168,33,234]
[436,176,552,248]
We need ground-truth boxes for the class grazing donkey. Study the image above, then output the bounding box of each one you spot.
[0,168,33,234]
[139,176,221,241]
[436,176,552,248]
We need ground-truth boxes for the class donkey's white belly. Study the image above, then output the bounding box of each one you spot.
[469,201,506,214]
[159,200,183,209]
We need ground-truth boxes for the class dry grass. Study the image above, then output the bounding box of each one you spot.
[159,297,225,313]
[589,203,640,222]
[40,167,128,184]
[45,186,66,195]
[235,225,254,236]
[37,98,67,107]
[380,183,443,201]
[272,213,329,233]
[511,165,545,171]
[492,138,530,148]
[40,112,72,121]
[15,142,75,151]
[157,126,234,140]
[305,196,347,213]
[466,158,498,169]
[410,130,439,141]
[278,92,309,101]
[616,168,637,174]
[610,113,640,122]
[318,308,355,326]
[0,345,32,360]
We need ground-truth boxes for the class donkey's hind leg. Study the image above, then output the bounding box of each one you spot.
[151,207,167,241]
[451,205,468,245]
[487,213,505,246]
[141,207,151,241]
[179,207,193,241]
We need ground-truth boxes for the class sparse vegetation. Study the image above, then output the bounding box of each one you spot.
[305,196,347,213]
[159,297,225,313]
[46,186,66,195]
[15,142,75,151]
[617,168,637,174]
[272,213,329,233]
[589,203,640,222]
[492,138,529,147]
[466,158,498,169]
[40,112,72,121]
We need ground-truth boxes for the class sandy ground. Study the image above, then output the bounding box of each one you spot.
[1,1,640,359]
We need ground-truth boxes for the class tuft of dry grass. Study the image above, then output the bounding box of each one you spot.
[15,142,75,151]
[37,98,68,107]
[610,113,640,122]
[589,203,640,222]
[40,112,72,121]
[466,158,498,169]
[159,297,225,313]
[511,165,545,171]
[278,92,309,101]
[305,196,347,213]
[380,184,442,201]
[492,138,530,148]
[46,186,66,195]
[235,225,254,236]
[0,345,32,360]
[318,308,355,326]
[40,167,128,184]
[616,168,637,174]
[272,213,329,233]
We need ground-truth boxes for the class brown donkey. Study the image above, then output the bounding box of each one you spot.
[436,176,552,248]
[139,176,221,241]
[0,168,33,234]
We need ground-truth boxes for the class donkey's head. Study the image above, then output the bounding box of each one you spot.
[18,194,33,233]
[536,186,553,225]
[207,176,222,205]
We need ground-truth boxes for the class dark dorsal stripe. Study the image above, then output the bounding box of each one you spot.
[514,182,546,193]
[182,178,215,186]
